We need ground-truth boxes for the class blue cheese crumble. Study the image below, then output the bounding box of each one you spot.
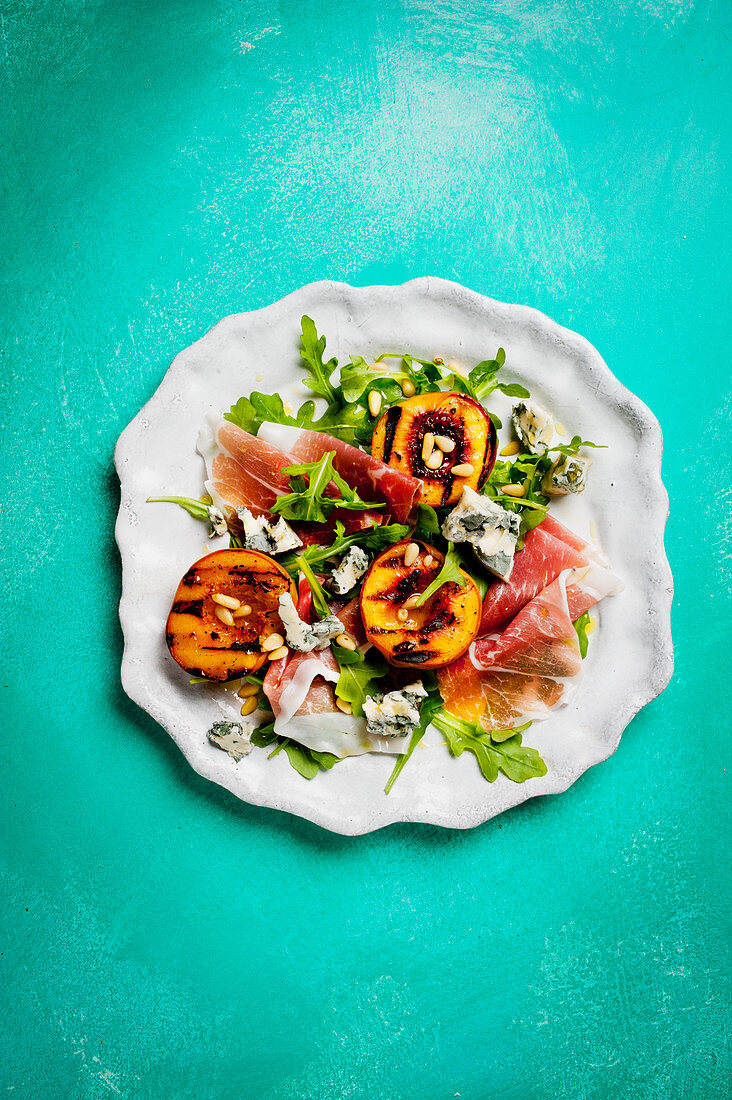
[512,401,554,454]
[207,720,252,761]
[330,545,369,596]
[542,453,591,496]
[207,505,228,538]
[236,507,302,554]
[363,681,428,739]
[442,486,521,581]
[278,592,343,652]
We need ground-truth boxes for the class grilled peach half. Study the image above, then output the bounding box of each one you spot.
[371,391,497,506]
[360,540,482,669]
[165,549,296,681]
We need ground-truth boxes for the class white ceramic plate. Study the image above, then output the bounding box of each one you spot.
[115,279,673,834]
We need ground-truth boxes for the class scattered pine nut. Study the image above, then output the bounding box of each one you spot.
[267,645,289,662]
[555,422,566,436]
[451,462,474,477]
[426,449,443,470]
[433,356,444,365]
[261,632,284,651]
[500,441,521,456]
[585,617,597,635]
[336,633,356,651]
[397,608,409,621]
[335,697,353,714]
[368,390,382,417]
[404,542,420,567]
[233,604,252,618]
[256,372,264,382]
[422,432,435,462]
[215,606,234,626]
[237,683,260,698]
[423,554,434,567]
[401,379,416,397]
[212,593,241,610]
[240,696,258,716]
[501,483,526,497]
[433,435,455,453]
[404,594,421,609]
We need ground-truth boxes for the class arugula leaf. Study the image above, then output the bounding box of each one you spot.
[446,348,530,404]
[432,710,546,783]
[340,353,441,403]
[451,544,489,599]
[272,452,383,523]
[415,542,468,607]
[573,610,592,659]
[279,520,410,577]
[333,649,390,717]
[550,435,606,457]
[146,495,211,523]
[300,315,338,403]
[414,503,442,544]
[294,554,331,618]
[225,390,371,447]
[251,722,339,779]
[384,674,443,794]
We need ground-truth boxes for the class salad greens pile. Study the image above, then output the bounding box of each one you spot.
[152,315,600,792]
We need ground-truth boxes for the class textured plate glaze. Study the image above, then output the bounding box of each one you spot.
[115,279,673,834]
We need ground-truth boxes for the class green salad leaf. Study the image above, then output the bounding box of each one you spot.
[550,435,606,457]
[146,495,212,523]
[300,314,338,403]
[333,648,390,717]
[279,519,410,577]
[415,542,468,607]
[271,452,383,523]
[432,710,546,783]
[573,610,592,659]
[413,503,442,544]
[251,722,339,779]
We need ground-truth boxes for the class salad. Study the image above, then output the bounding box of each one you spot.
[150,317,623,792]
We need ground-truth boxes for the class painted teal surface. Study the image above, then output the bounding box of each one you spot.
[1,0,730,1096]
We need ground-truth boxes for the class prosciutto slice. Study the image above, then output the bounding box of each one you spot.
[479,521,588,634]
[199,416,381,536]
[258,422,421,523]
[437,561,623,731]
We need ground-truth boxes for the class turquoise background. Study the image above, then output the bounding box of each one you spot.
[2,1,730,1096]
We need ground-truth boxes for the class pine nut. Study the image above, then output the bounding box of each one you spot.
[336,633,356,651]
[268,645,289,661]
[212,593,240,610]
[585,616,597,635]
[237,683,260,698]
[425,450,443,470]
[422,432,435,462]
[397,608,409,621]
[500,441,521,456]
[501,483,526,497]
[261,632,284,651]
[401,379,416,397]
[215,606,234,626]
[368,390,382,417]
[433,435,455,453]
[240,696,258,716]
[423,555,434,567]
[404,594,421,609]
[404,542,420,567]
[451,462,474,477]
[233,604,252,618]
[335,697,353,714]
[555,422,566,436]
[433,356,444,365]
